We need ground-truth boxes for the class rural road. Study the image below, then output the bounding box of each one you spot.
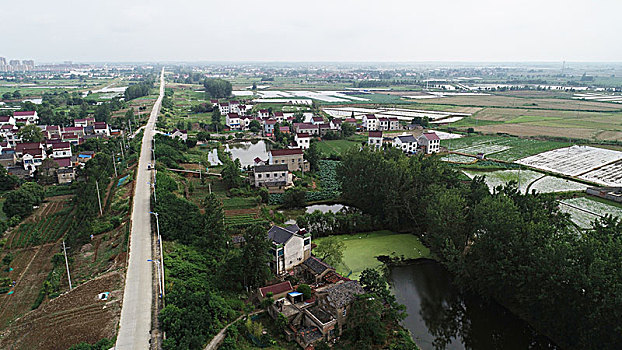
[204,311,263,350]
[115,68,165,350]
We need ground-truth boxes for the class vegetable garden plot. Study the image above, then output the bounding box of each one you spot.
[462,169,542,194]
[516,146,622,177]
[579,160,622,186]
[529,176,589,193]
[559,197,622,229]
[457,144,511,156]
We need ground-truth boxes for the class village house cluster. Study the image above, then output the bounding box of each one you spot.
[249,223,366,348]
[0,111,114,182]
[368,130,441,154]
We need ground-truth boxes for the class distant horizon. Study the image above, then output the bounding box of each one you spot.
[7,60,622,67]
[3,0,621,63]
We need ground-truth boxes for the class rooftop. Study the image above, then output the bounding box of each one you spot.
[259,281,293,298]
[270,148,303,156]
[368,131,383,138]
[254,164,289,173]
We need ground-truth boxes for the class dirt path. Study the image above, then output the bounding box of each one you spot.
[203,311,263,350]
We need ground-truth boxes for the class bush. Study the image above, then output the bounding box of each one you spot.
[282,187,306,208]
[297,284,312,300]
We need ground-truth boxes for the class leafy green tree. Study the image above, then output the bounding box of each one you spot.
[12,90,21,99]
[2,92,11,100]
[0,167,18,191]
[94,104,110,123]
[341,122,356,137]
[211,109,222,132]
[239,224,272,289]
[17,124,44,143]
[249,120,261,132]
[304,141,320,172]
[4,182,45,219]
[221,158,242,189]
[203,78,232,99]
[282,187,306,208]
[314,236,344,267]
[296,284,312,300]
[343,296,387,349]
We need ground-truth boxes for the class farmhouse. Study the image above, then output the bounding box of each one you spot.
[367,131,383,150]
[94,122,110,136]
[13,111,38,124]
[268,224,311,275]
[295,133,311,150]
[418,132,440,154]
[52,142,72,159]
[0,115,15,127]
[170,129,188,141]
[362,114,378,131]
[251,164,293,191]
[269,148,309,172]
[226,113,241,129]
[218,102,230,114]
[294,123,319,136]
[378,117,400,131]
[392,135,417,154]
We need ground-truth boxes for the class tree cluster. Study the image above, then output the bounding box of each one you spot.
[337,147,622,349]
[203,78,232,99]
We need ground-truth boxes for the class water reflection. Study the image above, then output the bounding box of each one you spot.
[390,260,558,350]
[225,140,270,168]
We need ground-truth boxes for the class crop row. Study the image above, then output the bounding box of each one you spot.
[10,211,73,248]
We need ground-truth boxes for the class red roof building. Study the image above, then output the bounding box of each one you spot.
[259,281,293,298]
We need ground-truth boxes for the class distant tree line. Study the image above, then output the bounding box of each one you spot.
[124,78,154,100]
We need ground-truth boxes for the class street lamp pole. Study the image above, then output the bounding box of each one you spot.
[150,212,165,304]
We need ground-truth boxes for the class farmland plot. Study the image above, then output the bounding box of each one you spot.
[462,169,542,193]
[529,176,589,193]
[559,197,622,229]
[442,154,476,163]
[516,146,622,177]
[457,144,511,155]
[579,160,622,186]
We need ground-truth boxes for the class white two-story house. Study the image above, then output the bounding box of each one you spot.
[268,224,312,275]
[393,135,418,154]
[418,132,441,154]
[295,133,311,150]
[362,114,378,131]
[226,113,241,130]
[367,131,383,150]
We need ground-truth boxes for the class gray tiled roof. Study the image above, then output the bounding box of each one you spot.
[303,256,334,275]
[325,281,365,309]
[268,225,297,244]
[397,135,417,143]
[254,164,288,173]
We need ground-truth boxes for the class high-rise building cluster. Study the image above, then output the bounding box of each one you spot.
[0,57,35,72]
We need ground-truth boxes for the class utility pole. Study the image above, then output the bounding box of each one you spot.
[62,241,73,290]
[150,212,165,304]
[112,153,117,177]
[198,161,202,181]
[128,119,132,135]
[95,180,103,216]
[119,141,125,162]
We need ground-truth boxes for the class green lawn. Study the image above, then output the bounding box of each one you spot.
[315,231,430,280]
[315,139,361,157]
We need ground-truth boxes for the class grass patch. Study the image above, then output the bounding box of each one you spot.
[315,231,430,280]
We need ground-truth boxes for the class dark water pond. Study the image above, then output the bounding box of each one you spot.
[390,260,559,350]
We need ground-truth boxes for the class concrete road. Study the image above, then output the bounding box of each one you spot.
[115,69,165,350]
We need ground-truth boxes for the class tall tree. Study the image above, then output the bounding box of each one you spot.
[17,124,44,143]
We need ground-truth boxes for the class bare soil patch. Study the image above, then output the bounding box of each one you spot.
[0,271,124,350]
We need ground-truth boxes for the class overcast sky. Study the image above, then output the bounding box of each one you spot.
[2,0,621,63]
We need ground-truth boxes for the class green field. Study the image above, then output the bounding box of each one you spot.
[315,231,430,280]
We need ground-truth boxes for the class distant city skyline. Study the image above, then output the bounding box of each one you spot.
[2,0,622,63]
